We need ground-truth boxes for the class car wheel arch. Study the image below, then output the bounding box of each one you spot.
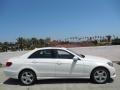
[18,68,37,79]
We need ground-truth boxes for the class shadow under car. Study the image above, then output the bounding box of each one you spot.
[3,78,114,86]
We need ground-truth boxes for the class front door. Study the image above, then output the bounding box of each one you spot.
[54,49,84,77]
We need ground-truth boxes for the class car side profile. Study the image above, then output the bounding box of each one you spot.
[4,47,116,85]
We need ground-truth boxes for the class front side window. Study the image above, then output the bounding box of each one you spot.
[28,49,53,58]
[56,49,74,59]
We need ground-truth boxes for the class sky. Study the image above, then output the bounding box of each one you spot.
[0,0,120,42]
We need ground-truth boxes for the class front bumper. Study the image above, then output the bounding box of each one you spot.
[109,67,116,79]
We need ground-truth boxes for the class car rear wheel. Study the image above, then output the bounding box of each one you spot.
[19,70,36,85]
[91,68,110,84]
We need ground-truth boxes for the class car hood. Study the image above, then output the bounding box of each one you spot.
[83,55,111,63]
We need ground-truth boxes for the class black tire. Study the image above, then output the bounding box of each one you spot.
[91,67,110,84]
[19,70,36,85]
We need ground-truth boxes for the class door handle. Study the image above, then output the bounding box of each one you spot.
[32,61,39,63]
[56,62,62,65]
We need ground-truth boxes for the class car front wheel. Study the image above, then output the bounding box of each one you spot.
[91,68,110,84]
[19,70,36,85]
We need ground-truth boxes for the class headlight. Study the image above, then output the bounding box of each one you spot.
[107,62,113,67]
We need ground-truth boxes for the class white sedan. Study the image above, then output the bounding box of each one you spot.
[4,47,116,85]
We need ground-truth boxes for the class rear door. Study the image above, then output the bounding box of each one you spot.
[28,49,56,77]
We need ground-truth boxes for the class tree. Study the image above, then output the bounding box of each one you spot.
[92,40,98,45]
[1,42,9,52]
[30,37,38,49]
[39,39,45,47]
[16,37,26,51]
[112,38,120,45]
[45,37,51,46]
[106,35,112,42]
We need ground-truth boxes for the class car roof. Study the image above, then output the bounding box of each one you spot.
[34,47,67,51]
[20,47,69,59]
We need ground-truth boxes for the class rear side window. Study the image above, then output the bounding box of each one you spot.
[28,49,53,58]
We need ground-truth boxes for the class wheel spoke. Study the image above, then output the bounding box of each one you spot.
[101,75,107,79]
[25,72,28,76]
[28,78,33,82]
[99,76,102,81]
[96,71,100,75]
[94,75,99,78]
[22,76,27,79]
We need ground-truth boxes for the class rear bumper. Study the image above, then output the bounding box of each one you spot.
[4,69,18,79]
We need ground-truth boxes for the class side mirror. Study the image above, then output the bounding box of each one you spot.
[73,56,80,61]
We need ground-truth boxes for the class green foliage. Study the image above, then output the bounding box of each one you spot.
[96,42,111,46]
[112,38,120,45]
[16,37,50,50]
[0,37,51,52]
[0,36,120,52]
[92,40,98,45]
[0,63,2,68]
[106,35,112,42]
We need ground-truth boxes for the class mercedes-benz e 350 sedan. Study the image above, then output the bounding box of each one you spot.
[4,47,116,85]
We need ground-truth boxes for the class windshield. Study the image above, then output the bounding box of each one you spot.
[67,49,85,58]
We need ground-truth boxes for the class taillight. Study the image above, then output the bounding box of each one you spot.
[6,62,12,67]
